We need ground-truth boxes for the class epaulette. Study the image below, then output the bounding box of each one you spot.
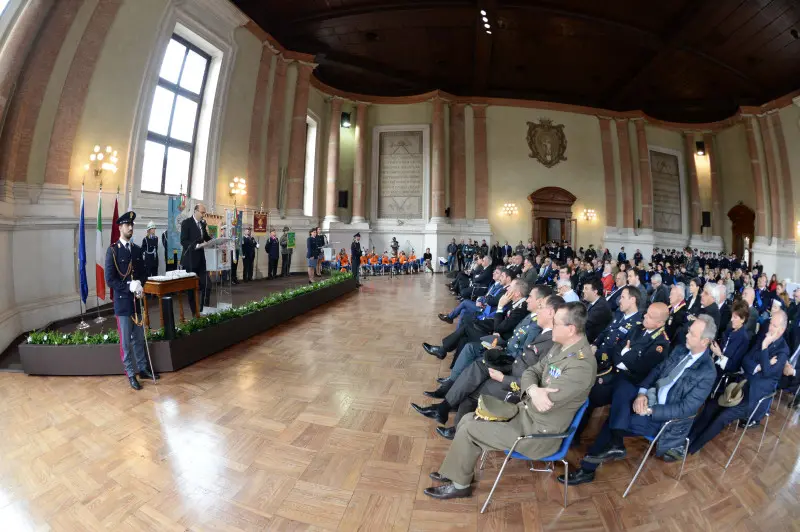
[650,326,665,339]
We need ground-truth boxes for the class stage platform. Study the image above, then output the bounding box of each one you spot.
[0,274,336,372]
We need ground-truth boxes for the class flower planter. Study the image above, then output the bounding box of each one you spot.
[19,278,357,376]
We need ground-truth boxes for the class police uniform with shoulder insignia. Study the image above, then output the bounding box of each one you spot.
[438,338,596,488]
[665,301,688,348]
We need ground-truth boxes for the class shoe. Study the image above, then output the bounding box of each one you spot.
[423,483,472,500]
[410,403,448,424]
[661,448,685,463]
[791,394,800,409]
[429,471,450,482]
[423,385,450,399]
[436,426,456,440]
[138,369,160,381]
[557,469,595,486]
[128,376,142,390]
[436,377,450,385]
[422,343,446,360]
[583,445,627,464]
[438,313,454,324]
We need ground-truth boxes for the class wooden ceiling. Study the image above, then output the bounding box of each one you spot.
[232,0,800,123]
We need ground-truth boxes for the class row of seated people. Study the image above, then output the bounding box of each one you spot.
[352,249,435,275]
[410,266,799,500]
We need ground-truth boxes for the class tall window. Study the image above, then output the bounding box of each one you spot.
[141,35,211,195]
[0,0,10,16]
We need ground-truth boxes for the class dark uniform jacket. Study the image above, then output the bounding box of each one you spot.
[351,240,363,263]
[648,284,669,305]
[605,285,625,313]
[242,236,257,259]
[611,324,670,384]
[699,302,721,330]
[265,236,280,259]
[502,330,554,391]
[740,338,789,412]
[141,235,159,270]
[666,302,688,349]
[180,216,211,272]
[594,311,643,377]
[105,240,147,317]
[473,299,528,340]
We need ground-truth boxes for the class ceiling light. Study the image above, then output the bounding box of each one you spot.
[482,16,488,22]
[480,9,486,16]
[695,141,705,156]
[484,23,490,28]
[486,30,492,34]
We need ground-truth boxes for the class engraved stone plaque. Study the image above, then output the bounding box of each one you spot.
[378,130,423,219]
[650,150,682,234]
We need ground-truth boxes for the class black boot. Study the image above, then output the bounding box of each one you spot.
[423,382,452,399]
[139,369,160,381]
[128,376,142,390]
[410,402,449,424]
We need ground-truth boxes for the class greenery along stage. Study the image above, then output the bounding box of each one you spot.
[27,272,353,346]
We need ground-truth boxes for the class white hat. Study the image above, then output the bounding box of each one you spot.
[147,221,156,229]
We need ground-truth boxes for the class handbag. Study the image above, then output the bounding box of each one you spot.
[482,348,515,374]
[474,394,519,422]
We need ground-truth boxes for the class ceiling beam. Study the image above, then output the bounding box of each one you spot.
[314,51,425,91]
[283,1,474,26]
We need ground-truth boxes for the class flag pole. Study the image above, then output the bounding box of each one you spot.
[77,179,90,330]
[95,181,106,324]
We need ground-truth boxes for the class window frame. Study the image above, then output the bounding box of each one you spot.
[144,33,212,196]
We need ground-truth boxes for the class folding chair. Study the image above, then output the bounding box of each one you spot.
[724,391,775,469]
[479,400,589,512]
[623,417,692,497]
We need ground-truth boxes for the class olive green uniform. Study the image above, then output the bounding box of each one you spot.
[438,337,597,486]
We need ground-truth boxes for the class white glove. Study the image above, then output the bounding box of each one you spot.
[129,280,142,294]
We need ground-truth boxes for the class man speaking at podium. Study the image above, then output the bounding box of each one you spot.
[181,203,212,314]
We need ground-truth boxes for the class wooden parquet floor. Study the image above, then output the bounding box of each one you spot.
[0,274,798,531]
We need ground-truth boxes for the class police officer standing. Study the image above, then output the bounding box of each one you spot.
[241,226,258,282]
[105,212,159,390]
[141,221,159,278]
[265,228,280,279]
[351,232,363,287]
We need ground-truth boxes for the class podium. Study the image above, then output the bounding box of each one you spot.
[203,237,234,315]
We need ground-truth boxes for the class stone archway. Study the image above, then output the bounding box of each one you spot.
[728,202,755,267]
[528,187,577,246]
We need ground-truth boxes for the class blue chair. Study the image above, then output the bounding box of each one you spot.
[479,399,589,512]
[725,391,775,469]
[623,417,692,497]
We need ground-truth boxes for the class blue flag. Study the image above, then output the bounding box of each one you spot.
[78,185,88,304]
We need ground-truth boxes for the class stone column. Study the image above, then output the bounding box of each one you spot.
[248,47,271,209]
[430,98,446,220]
[743,116,767,238]
[323,97,342,222]
[351,102,368,223]
[598,118,617,228]
[683,133,701,235]
[704,133,722,237]
[769,113,795,240]
[473,105,489,220]
[286,62,314,214]
[449,103,466,220]
[615,119,635,229]
[0,0,55,131]
[758,114,782,240]
[265,57,287,211]
[634,120,653,229]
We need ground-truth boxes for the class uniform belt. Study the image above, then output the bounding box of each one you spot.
[597,367,613,377]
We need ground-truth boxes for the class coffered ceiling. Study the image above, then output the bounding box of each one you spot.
[232,0,800,123]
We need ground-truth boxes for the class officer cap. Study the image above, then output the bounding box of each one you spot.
[117,211,136,225]
[147,220,156,229]
[354,232,361,238]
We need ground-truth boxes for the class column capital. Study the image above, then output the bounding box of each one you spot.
[328,96,344,109]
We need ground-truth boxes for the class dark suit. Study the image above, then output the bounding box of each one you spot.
[180,216,211,313]
[686,294,702,316]
[717,301,732,340]
[461,264,492,299]
[699,302,721,330]
[605,285,625,313]
[241,236,257,281]
[715,326,750,375]
[441,300,528,358]
[265,236,280,278]
[665,302,688,348]
[585,297,613,344]
[689,338,789,453]
[754,288,771,315]
[648,284,669,305]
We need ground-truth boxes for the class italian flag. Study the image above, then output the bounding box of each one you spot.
[96,192,106,300]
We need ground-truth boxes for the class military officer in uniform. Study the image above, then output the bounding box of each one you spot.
[241,226,258,282]
[666,283,689,348]
[423,302,596,499]
[141,221,159,278]
[351,232,363,286]
[105,211,159,390]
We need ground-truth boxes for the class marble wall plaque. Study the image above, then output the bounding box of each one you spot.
[378,130,423,219]
[650,150,682,234]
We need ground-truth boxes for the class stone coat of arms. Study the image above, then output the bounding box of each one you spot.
[526,118,567,168]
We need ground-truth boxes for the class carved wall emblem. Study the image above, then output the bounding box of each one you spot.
[526,118,567,168]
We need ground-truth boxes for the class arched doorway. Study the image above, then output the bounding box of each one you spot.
[728,203,754,267]
[528,187,577,245]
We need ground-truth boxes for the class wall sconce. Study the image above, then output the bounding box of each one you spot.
[84,145,119,179]
[501,202,518,216]
[582,208,597,222]
[341,112,351,128]
[229,176,246,199]
[695,141,705,156]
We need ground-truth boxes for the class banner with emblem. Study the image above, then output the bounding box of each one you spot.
[166,194,187,265]
[253,212,267,235]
